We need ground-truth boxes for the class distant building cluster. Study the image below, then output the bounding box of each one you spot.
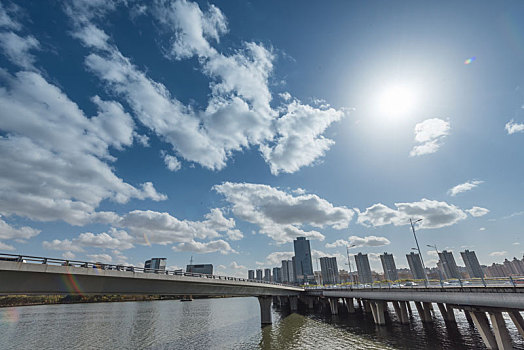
[144,258,214,275]
[247,238,523,285]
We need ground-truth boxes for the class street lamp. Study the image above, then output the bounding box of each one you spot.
[346,244,356,285]
[410,218,428,282]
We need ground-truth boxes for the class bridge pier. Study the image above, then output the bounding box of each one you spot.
[344,297,355,313]
[470,311,498,349]
[488,311,513,349]
[258,296,273,326]
[414,301,432,322]
[289,296,298,312]
[392,301,409,324]
[464,309,474,324]
[508,311,524,338]
[328,298,339,315]
[437,303,455,322]
[370,301,386,325]
[363,300,371,313]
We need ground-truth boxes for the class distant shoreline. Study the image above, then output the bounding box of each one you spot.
[0,295,229,308]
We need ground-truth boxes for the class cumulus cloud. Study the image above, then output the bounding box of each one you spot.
[0,2,21,30]
[65,0,345,175]
[325,235,391,249]
[448,180,483,196]
[489,251,507,257]
[214,182,353,243]
[172,239,236,254]
[0,70,166,225]
[466,206,489,217]
[42,239,84,252]
[0,216,40,241]
[0,32,40,69]
[162,152,182,172]
[0,241,15,251]
[356,198,467,229]
[410,118,450,156]
[264,251,294,266]
[505,120,524,134]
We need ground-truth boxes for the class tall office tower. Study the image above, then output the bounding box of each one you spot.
[293,237,314,282]
[256,269,263,281]
[512,257,524,275]
[438,250,460,279]
[319,257,340,284]
[354,253,373,284]
[380,252,399,281]
[272,267,282,283]
[144,258,166,273]
[406,252,425,280]
[460,250,484,278]
[503,259,518,275]
[291,256,298,282]
[248,270,255,280]
[281,260,289,283]
[264,268,271,282]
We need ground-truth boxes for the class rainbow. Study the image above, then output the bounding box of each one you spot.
[464,57,476,65]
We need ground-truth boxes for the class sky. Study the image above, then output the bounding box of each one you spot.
[0,0,523,277]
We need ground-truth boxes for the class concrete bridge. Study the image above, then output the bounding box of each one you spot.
[0,256,302,326]
[303,286,524,350]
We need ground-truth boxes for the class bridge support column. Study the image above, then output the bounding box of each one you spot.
[437,303,456,322]
[508,311,524,338]
[422,302,433,321]
[489,311,513,350]
[370,301,386,325]
[406,301,412,315]
[289,296,298,312]
[415,301,432,322]
[328,298,339,315]
[344,298,355,313]
[258,296,272,326]
[307,297,314,310]
[363,300,371,313]
[357,298,363,309]
[398,301,410,324]
[470,311,498,349]
[464,310,474,324]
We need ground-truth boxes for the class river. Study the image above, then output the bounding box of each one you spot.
[1,297,523,349]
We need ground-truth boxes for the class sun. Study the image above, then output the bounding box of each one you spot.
[377,84,417,117]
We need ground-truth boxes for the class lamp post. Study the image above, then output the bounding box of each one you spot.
[346,244,356,285]
[410,218,428,282]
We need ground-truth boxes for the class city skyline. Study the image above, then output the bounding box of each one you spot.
[0,0,523,279]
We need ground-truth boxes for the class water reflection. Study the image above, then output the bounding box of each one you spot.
[0,298,522,350]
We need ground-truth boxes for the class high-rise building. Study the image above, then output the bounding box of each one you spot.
[264,268,271,282]
[354,253,373,284]
[320,257,339,284]
[380,252,399,281]
[272,267,282,283]
[256,269,263,281]
[293,237,314,283]
[186,264,213,275]
[406,252,425,280]
[144,258,166,273]
[503,259,518,275]
[281,260,295,283]
[460,250,484,278]
[439,250,460,279]
[248,270,255,280]
[511,257,524,275]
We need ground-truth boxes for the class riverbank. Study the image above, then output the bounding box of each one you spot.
[0,295,225,308]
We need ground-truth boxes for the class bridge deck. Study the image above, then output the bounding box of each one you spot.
[0,261,303,297]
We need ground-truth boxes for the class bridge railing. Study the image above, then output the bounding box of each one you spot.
[305,276,524,290]
[0,253,294,288]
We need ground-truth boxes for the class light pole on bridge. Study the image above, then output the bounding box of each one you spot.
[410,218,428,283]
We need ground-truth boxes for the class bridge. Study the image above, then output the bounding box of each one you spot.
[0,254,302,325]
[1,253,524,349]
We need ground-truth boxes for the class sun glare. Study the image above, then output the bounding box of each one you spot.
[377,84,417,118]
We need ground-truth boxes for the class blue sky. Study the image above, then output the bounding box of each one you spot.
[0,0,523,276]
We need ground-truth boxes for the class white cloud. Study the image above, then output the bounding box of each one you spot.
[410,118,450,156]
[65,0,345,175]
[479,227,486,231]
[0,70,166,225]
[172,239,236,254]
[87,253,113,263]
[0,2,21,30]
[62,251,76,260]
[489,251,507,257]
[162,152,182,172]
[466,206,489,217]
[0,216,40,241]
[505,120,524,134]
[0,241,15,251]
[42,239,84,252]
[448,180,483,196]
[0,32,40,69]
[214,182,353,243]
[356,198,467,229]
[325,235,391,249]
[513,242,520,246]
[75,229,135,250]
[264,251,294,266]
